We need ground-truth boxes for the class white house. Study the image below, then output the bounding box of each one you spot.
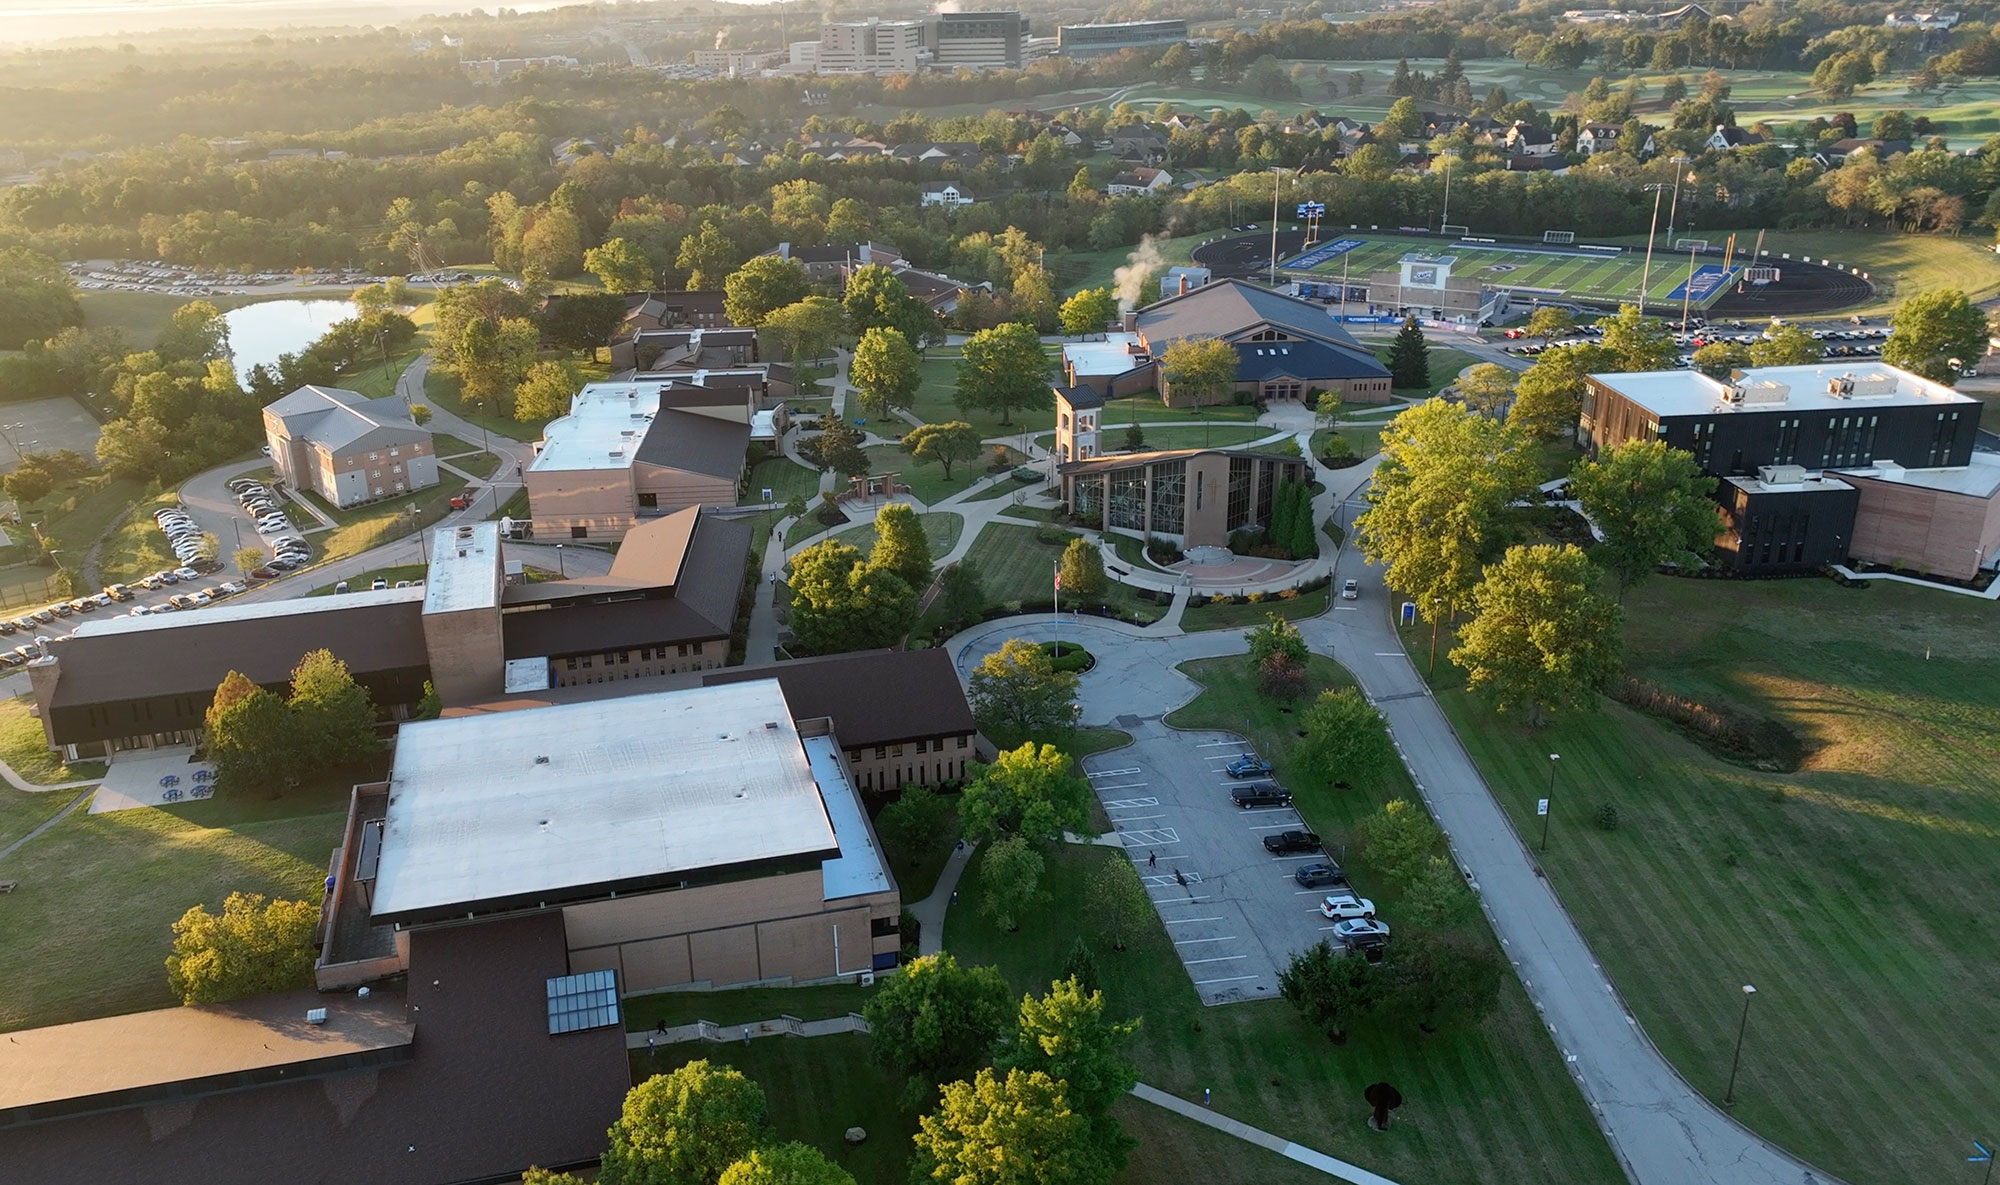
[1577,122,1656,157]
[1105,166,1173,196]
[920,185,975,208]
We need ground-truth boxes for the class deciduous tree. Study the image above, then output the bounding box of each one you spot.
[1402,856,1477,927]
[761,296,847,366]
[868,502,933,593]
[966,638,1079,748]
[877,783,955,872]
[798,415,869,480]
[1883,288,1988,383]
[0,247,81,349]
[1747,323,1824,367]
[863,953,1013,1105]
[939,559,986,624]
[1594,304,1676,371]
[601,1061,769,1185]
[584,236,656,292]
[995,976,1139,1118]
[1524,305,1574,346]
[1279,938,1384,1043]
[1450,543,1622,725]
[844,264,933,347]
[1058,536,1104,599]
[960,741,1093,845]
[979,835,1047,931]
[1245,612,1308,670]
[723,256,811,328]
[716,1144,854,1185]
[957,322,1052,426]
[786,540,917,655]
[1089,857,1151,952]
[1508,342,1613,440]
[205,671,294,791]
[1158,336,1238,408]
[1690,341,1749,378]
[286,648,379,766]
[1383,931,1502,1033]
[1568,439,1719,593]
[903,421,982,480]
[912,1069,1115,1185]
[514,359,581,423]
[1455,363,1514,416]
[1360,797,1443,883]
[1058,287,1119,338]
[1293,687,1394,790]
[849,326,920,418]
[1356,400,1537,624]
[165,891,319,1004]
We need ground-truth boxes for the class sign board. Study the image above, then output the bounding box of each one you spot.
[761,487,773,502]
[1400,601,1417,625]
[1536,798,1550,816]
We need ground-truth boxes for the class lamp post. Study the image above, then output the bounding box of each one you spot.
[1540,752,1560,851]
[0,422,26,465]
[1723,983,1757,1104]
[1427,597,1445,676]
[1638,184,1670,318]
[1437,150,1457,233]
[1664,154,1693,245]
[555,543,566,578]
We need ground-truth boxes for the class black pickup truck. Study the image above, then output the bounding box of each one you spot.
[1263,830,1322,854]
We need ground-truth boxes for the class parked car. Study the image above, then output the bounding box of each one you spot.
[31,608,56,623]
[1263,830,1322,854]
[1293,863,1347,889]
[219,580,246,594]
[1224,753,1272,778]
[128,604,152,616]
[173,566,201,581]
[1318,891,1376,920]
[105,584,131,601]
[0,620,14,635]
[1331,917,1391,951]
[249,567,278,579]
[1341,579,1360,600]
[168,594,195,609]
[52,602,73,617]
[370,578,388,591]
[1230,783,1292,808]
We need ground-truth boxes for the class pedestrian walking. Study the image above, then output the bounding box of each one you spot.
[1147,851,1157,869]
[648,1035,657,1055]
[1174,869,1188,887]
[655,1018,667,1035]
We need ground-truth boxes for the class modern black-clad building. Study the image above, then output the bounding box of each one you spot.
[1580,363,1997,575]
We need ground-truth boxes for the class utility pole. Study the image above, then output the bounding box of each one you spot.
[1638,184,1669,318]
[1268,172,1283,288]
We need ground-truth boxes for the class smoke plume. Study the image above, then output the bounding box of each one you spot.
[1113,235,1165,314]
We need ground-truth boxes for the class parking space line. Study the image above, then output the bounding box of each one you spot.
[1162,916,1224,924]
[1195,740,1241,748]
[1151,894,1213,904]
[1246,823,1302,831]
[1101,797,1159,808]
[1183,955,1247,965]
[1193,974,1260,985]
[1092,783,1148,793]
[1087,767,1143,778]
[1172,936,1237,945]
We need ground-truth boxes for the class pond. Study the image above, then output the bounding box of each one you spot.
[225,299,358,384]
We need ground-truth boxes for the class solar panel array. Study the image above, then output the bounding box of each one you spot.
[546,968,619,1035]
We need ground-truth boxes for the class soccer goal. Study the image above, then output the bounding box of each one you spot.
[1543,230,1576,245]
[1674,238,1712,252]
[1441,223,1470,235]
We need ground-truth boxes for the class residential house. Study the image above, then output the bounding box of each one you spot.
[1505,122,1559,156]
[921,184,976,208]
[1110,123,1169,163]
[1106,166,1174,196]
[1819,137,1911,165]
[1707,124,1766,150]
[760,241,903,284]
[1577,122,1655,156]
[262,385,439,509]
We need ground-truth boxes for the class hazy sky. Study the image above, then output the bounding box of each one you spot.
[0,0,613,44]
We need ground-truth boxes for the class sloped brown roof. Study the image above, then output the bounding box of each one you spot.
[704,648,975,749]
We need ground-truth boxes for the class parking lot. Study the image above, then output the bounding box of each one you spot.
[0,397,104,478]
[1084,720,1352,1006]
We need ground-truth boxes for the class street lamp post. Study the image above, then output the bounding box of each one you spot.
[1723,984,1757,1105]
[1664,154,1693,245]
[1437,150,1457,233]
[1540,753,1560,851]
[1638,184,1670,318]
[555,543,566,578]
[1427,597,1445,675]
[0,422,27,465]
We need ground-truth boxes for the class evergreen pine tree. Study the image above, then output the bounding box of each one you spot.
[1293,488,1319,558]
[1388,318,1430,390]
[1269,476,1296,547]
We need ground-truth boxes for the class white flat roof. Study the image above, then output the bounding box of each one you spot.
[1723,473,1855,495]
[423,521,500,615]
[371,681,837,921]
[1063,333,1146,379]
[1841,451,2000,498]
[530,381,661,474]
[803,734,893,900]
[1593,362,1977,419]
[66,584,421,639]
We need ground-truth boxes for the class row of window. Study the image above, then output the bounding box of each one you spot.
[563,642,704,671]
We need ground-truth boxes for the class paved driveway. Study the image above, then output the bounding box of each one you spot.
[1086,721,1342,1006]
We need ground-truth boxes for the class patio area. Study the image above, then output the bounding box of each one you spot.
[90,747,218,814]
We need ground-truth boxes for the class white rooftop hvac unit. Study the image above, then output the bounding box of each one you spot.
[1757,464,1807,486]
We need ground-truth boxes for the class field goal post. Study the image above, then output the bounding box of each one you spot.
[1543,230,1576,245]
[1441,223,1470,235]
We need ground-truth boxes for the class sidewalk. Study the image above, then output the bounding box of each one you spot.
[1130,1084,1404,1185]
[909,839,978,956]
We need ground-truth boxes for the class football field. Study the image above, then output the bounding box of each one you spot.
[1286,234,1736,309]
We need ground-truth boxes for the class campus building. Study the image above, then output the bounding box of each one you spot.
[262,385,439,508]
[525,380,751,541]
[1063,279,1393,406]
[1056,19,1189,56]
[933,9,1031,68]
[1054,397,1311,549]
[815,18,932,73]
[1581,361,2000,578]
[1362,254,1510,326]
[30,512,750,757]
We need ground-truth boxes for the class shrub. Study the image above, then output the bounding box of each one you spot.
[1246,590,1265,603]
[1595,802,1620,831]
[1278,587,1299,599]
[1146,537,1184,565]
[1260,653,1307,700]
[1034,526,1074,546]
[1606,673,1805,772]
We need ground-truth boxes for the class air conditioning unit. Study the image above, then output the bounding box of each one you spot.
[859,970,876,987]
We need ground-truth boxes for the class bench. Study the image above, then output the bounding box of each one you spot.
[0,880,17,893]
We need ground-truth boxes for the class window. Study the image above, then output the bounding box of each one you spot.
[1059,413,1070,430]
[638,492,657,508]
[373,486,384,496]
[546,969,619,1035]
[870,916,900,937]
[581,656,593,669]
[1194,469,1203,512]
[571,526,588,539]
[875,746,887,759]
[914,739,928,754]
[565,657,577,670]
[677,643,689,657]
[618,651,629,664]
[893,744,904,757]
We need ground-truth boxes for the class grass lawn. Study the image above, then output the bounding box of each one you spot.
[301,478,468,563]
[429,432,480,458]
[832,510,964,561]
[996,504,1060,523]
[490,485,529,524]
[421,366,539,444]
[866,445,1023,507]
[1051,235,1200,295]
[959,474,1039,502]
[27,474,150,574]
[623,983,879,1032]
[906,351,1062,442]
[1422,575,2000,1185]
[0,561,60,612]
[947,840,1623,1185]
[306,564,427,595]
[1181,587,1330,632]
[1090,392,1263,428]
[76,289,266,349]
[742,454,822,507]
[636,1035,918,1185]
[1312,426,1385,461]
[0,695,104,786]
[1379,345,1484,397]
[338,347,423,402]
[948,523,1164,625]
[1036,424,1278,453]
[95,487,183,587]
[0,766,364,1031]
[875,798,961,903]
[0,784,82,852]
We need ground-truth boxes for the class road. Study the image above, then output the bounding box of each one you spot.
[941,457,1842,1185]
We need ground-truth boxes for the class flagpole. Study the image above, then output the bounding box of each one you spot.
[1052,560,1061,658]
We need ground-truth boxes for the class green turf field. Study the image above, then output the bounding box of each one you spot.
[1292,233,1732,309]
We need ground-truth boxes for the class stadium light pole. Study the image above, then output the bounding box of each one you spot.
[1638,184,1670,318]
[1437,150,1457,234]
[1680,242,1701,331]
[1664,154,1693,246]
[1268,170,1285,288]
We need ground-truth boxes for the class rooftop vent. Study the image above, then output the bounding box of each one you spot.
[534,755,550,765]
[609,449,624,458]
[306,1008,328,1026]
